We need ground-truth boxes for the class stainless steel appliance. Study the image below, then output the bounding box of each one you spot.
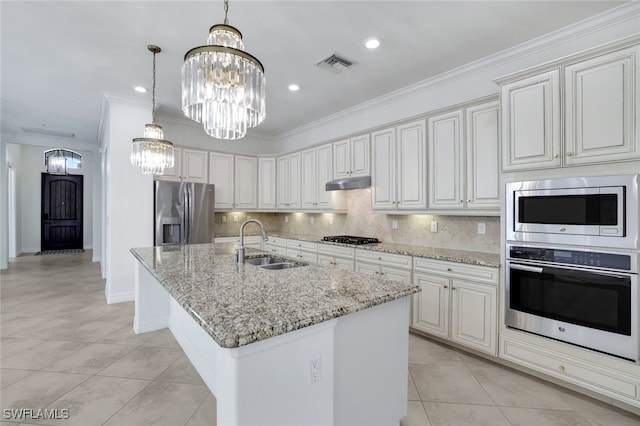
[322,235,379,245]
[154,181,215,246]
[506,174,639,249]
[506,244,638,362]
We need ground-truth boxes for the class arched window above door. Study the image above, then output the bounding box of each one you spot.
[43,149,82,174]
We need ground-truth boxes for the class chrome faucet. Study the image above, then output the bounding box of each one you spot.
[235,219,269,263]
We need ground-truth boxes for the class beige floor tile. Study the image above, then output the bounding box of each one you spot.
[407,370,421,401]
[41,343,135,374]
[184,392,217,426]
[1,316,51,337]
[94,303,135,323]
[103,381,208,426]
[54,321,125,343]
[97,346,183,380]
[139,328,181,349]
[0,371,89,410]
[470,365,573,410]
[1,340,88,370]
[0,369,34,389]
[1,337,45,360]
[154,355,204,385]
[408,334,465,367]
[98,324,151,346]
[409,364,494,405]
[580,410,640,425]
[36,376,150,426]
[400,401,431,426]
[500,406,596,426]
[424,402,510,426]
[9,318,79,340]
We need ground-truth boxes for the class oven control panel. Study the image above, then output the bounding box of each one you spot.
[508,246,631,271]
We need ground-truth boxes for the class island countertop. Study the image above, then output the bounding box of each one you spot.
[130,243,420,349]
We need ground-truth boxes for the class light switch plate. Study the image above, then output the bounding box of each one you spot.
[221,216,226,223]
[392,220,398,230]
[431,221,438,232]
[310,217,315,225]
[329,216,334,226]
[478,222,486,234]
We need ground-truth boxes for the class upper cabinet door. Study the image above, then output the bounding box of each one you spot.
[209,152,235,209]
[350,134,370,177]
[258,157,276,210]
[182,149,208,183]
[234,155,257,210]
[565,46,639,165]
[316,144,333,208]
[501,69,561,171]
[428,110,464,209]
[277,156,289,209]
[466,101,500,210]
[371,127,396,210]
[333,139,350,179]
[301,149,317,208]
[156,147,182,181]
[396,120,426,210]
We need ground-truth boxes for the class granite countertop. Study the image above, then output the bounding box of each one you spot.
[130,243,420,349]
[267,232,500,268]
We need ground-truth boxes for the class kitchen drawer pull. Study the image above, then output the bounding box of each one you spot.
[447,267,452,272]
[566,152,573,157]
[443,285,448,289]
[510,264,544,273]
[558,365,565,372]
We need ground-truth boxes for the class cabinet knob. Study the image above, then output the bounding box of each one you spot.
[553,153,559,158]
[467,200,470,203]
[566,152,573,157]
[380,272,385,276]
[460,200,464,203]
[443,285,448,289]
[374,271,379,275]
[452,287,456,290]
[378,256,382,260]
[558,365,565,372]
[447,268,452,272]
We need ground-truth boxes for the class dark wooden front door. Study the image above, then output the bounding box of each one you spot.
[41,173,83,251]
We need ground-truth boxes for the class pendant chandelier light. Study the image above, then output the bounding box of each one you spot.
[182,0,266,140]
[131,45,174,175]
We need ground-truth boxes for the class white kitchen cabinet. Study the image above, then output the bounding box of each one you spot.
[234,156,258,210]
[371,120,426,211]
[411,258,498,355]
[301,145,337,210]
[316,144,335,209]
[333,134,370,178]
[258,157,276,210]
[209,153,257,210]
[156,147,208,183]
[498,41,640,171]
[355,249,412,284]
[215,236,262,249]
[285,239,318,263]
[301,148,317,209]
[564,46,639,165]
[500,69,561,171]
[317,243,355,271]
[277,153,301,209]
[263,236,287,255]
[428,100,499,212]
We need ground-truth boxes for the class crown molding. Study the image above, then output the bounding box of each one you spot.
[2,133,100,153]
[278,2,639,141]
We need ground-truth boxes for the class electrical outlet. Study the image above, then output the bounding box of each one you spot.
[285,216,289,223]
[310,354,321,383]
[233,215,238,223]
[221,216,226,223]
[310,217,315,225]
[392,220,398,230]
[329,216,334,226]
[478,222,486,234]
[431,221,438,232]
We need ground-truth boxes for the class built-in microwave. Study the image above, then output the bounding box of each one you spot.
[506,175,639,249]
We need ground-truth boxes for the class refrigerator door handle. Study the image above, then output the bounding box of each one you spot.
[185,188,190,244]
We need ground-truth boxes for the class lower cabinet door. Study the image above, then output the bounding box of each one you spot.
[450,279,497,355]
[381,266,412,285]
[412,272,449,339]
[355,262,380,277]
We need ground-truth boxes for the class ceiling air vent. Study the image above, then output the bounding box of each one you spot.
[22,127,75,138]
[316,53,357,74]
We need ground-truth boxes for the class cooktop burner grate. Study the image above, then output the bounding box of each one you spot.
[322,235,380,245]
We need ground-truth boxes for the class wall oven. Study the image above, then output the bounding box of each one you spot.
[506,174,639,249]
[506,244,638,362]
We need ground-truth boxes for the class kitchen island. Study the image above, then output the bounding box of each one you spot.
[130,243,420,426]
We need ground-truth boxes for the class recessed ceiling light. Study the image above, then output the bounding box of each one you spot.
[288,84,300,92]
[134,86,147,93]
[365,38,381,49]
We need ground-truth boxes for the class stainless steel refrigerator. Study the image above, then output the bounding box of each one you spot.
[154,181,215,246]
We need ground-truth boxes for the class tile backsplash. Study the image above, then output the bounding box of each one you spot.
[215,188,500,253]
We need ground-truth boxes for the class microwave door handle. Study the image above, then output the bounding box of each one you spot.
[510,264,544,273]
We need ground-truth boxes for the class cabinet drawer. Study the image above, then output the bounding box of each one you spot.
[286,239,317,252]
[267,236,287,247]
[500,337,639,401]
[317,243,355,259]
[215,236,261,245]
[413,257,498,285]
[263,242,286,255]
[356,249,412,269]
[286,248,317,263]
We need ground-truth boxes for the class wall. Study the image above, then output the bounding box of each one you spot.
[9,144,94,254]
[215,189,500,254]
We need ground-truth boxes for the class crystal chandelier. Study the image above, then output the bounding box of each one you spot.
[182,0,266,140]
[131,45,174,175]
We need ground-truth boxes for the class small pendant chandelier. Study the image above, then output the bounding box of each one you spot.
[182,0,266,140]
[131,45,174,175]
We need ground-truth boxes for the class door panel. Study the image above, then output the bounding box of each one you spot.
[41,173,83,250]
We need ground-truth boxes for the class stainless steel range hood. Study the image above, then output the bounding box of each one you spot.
[325,176,371,191]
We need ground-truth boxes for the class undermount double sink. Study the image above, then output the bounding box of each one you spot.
[245,255,308,270]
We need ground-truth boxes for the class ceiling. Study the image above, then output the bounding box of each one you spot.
[0,1,628,146]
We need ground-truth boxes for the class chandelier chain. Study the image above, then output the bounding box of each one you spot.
[223,0,229,25]
[151,49,157,124]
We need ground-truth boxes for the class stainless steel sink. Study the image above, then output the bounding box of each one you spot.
[245,255,307,270]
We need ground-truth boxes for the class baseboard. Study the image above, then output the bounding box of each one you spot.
[134,316,168,334]
[105,290,134,304]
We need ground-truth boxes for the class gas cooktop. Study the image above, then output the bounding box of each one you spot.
[322,235,380,245]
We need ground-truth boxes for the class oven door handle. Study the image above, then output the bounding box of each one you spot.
[509,264,544,273]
